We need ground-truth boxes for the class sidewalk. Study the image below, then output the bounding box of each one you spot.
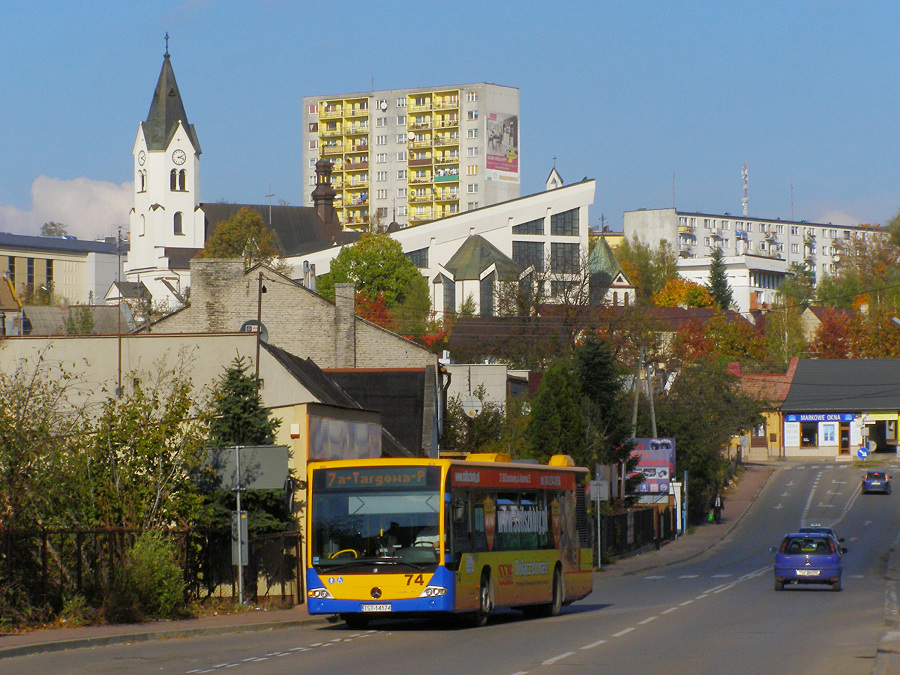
[597,461,773,578]
[1,463,774,660]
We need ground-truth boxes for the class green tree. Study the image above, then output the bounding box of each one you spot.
[574,338,633,470]
[616,236,679,304]
[762,302,806,367]
[525,359,585,464]
[40,221,68,237]
[317,233,430,310]
[65,305,95,335]
[196,207,289,273]
[778,262,816,311]
[206,357,290,534]
[706,247,734,310]
[442,387,507,455]
[648,361,764,524]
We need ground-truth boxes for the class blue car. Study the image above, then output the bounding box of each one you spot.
[771,533,845,592]
[862,471,892,494]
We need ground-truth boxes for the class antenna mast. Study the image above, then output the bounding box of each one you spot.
[742,163,749,216]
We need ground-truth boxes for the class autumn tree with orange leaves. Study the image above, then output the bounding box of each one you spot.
[651,277,715,308]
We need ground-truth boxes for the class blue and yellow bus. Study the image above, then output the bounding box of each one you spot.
[306,453,593,628]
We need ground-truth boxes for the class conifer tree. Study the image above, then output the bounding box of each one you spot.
[706,247,734,310]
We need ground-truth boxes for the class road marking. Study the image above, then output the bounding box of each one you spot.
[695,594,708,599]
[662,607,678,614]
[639,616,658,625]
[712,573,732,578]
[704,583,728,593]
[582,640,607,649]
[774,504,783,509]
[542,652,576,665]
[612,627,635,637]
[644,575,665,579]
[679,574,699,578]
[680,599,694,606]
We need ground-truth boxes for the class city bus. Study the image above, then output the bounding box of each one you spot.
[306,453,593,628]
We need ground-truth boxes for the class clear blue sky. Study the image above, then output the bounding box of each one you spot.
[3,1,899,240]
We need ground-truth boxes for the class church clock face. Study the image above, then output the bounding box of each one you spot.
[172,149,186,165]
[138,150,146,166]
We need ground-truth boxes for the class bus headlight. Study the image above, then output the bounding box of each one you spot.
[308,588,334,599]
[419,586,447,598]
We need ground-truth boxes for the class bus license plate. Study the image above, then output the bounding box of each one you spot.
[796,569,820,576]
[362,604,392,612]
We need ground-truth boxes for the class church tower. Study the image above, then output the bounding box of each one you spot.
[126,38,205,308]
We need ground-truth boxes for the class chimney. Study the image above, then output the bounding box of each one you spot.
[334,283,356,368]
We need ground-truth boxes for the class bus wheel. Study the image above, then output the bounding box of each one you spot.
[469,572,492,627]
[525,567,563,619]
[548,567,563,617]
[341,614,369,629]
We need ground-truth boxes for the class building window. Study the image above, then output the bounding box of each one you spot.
[467,202,479,210]
[376,117,387,127]
[512,217,544,235]
[467,110,479,120]
[442,275,456,314]
[551,280,574,297]
[467,184,479,193]
[376,189,387,199]
[397,206,407,216]
[397,188,407,198]
[308,122,318,132]
[397,115,406,125]
[550,208,579,236]
[376,171,387,181]
[480,271,495,317]
[513,240,544,272]
[467,91,478,102]
[800,422,818,447]
[308,140,318,150]
[376,135,387,145]
[170,169,177,190]
[397,133,406,143]
[406,247,429,268]
[309,158,316,168]
[467,128,479,138]
[376,153,388,163]
[551,242,579,273]
[173,211,183,235]
[46,259,53,288]
[397,151,407,161]
[467,147,479,157]
[179,170,186,191]
[308,176,316,186]
[791,226,799,235]
[397,98,406,108]
[376,207,388,218]
[397,169,407,179]
[139,170,146,192]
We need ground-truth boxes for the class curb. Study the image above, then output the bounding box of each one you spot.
[0,615,334,660]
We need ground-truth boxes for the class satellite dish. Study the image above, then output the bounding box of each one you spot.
[462,396,483,418]
[380,100,388,111]
[408,131,416,141]
[240,320,269,344]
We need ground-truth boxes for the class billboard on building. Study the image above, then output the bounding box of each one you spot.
[629,437,676,495]
[485,112,519,183]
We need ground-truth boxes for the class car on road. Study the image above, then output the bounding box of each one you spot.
[771,532,846,592]
[862,471,892,494]
[798,524,844,545]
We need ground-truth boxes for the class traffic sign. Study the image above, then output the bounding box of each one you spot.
[858,445,869,460]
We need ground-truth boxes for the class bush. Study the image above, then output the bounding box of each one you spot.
[104,531,186,622]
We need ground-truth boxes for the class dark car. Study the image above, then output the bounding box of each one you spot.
[798,524,844,545]
[862,471,892,494]
[771,533,846,592]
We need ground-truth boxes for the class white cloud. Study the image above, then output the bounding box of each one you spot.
[0,176,132,239]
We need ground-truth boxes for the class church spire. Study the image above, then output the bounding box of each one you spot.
[141,37,201,154]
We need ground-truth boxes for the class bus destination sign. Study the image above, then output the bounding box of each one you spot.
[324,467,428,489]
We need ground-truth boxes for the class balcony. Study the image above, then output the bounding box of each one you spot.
[322,145,343,156]
[344,161,369,171]
[411,121,432,130]
[409,193,432,202]
[320,108,342,119]
[409,157,433,167]
[764,230,776,240]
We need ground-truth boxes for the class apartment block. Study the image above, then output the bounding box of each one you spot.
[624,208,884,315]
[301,84,520,231]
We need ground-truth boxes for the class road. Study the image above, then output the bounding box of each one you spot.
[7,460,898,674]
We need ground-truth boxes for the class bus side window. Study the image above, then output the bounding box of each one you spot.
[452,495,473,553]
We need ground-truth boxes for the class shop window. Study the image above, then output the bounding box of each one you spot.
[800,422,818,447]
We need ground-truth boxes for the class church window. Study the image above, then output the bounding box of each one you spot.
[178,170,186,191]
[170,169,177,191]
[140,214,145,237]
[174,212,183,235]
[139,170,146,192]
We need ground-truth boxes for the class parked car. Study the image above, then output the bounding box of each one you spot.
[798,524,844,545]
[770,533,846,592]
[862,471,892,494]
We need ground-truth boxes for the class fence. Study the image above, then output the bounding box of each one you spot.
[596,506,676,564]
[0,528,303,614]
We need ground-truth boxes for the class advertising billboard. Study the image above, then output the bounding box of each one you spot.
[485,112,519,182]
[630,437,676,495]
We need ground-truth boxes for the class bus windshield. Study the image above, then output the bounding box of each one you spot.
[309,465,443,570]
